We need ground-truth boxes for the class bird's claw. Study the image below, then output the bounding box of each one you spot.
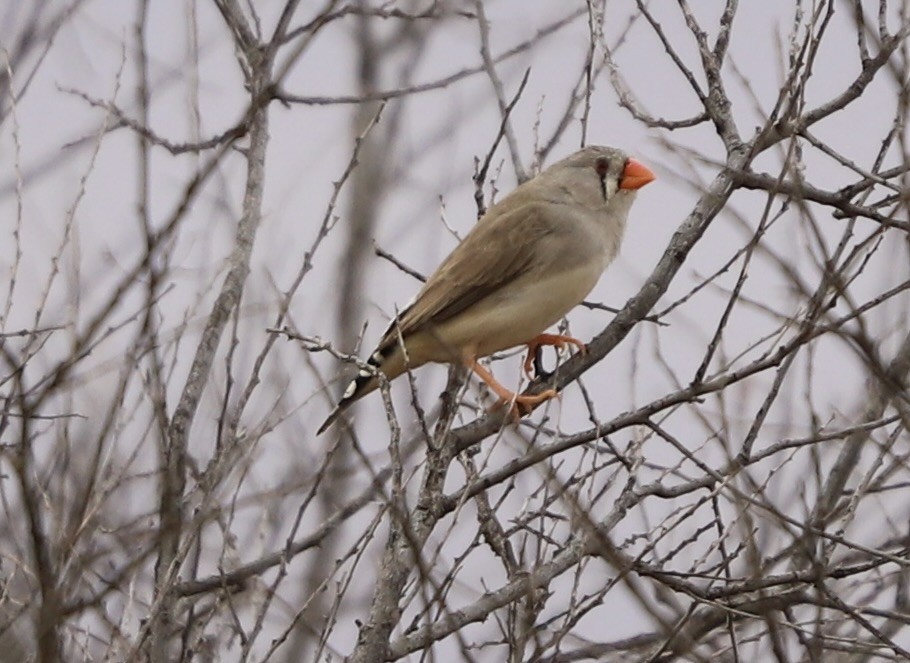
[522,334,588,380]
[490,389,559,422]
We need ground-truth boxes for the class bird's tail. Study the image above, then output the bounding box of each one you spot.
[316,349,386,435]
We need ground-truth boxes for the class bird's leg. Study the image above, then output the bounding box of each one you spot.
[466,357,557,419]
[522,333,587,379]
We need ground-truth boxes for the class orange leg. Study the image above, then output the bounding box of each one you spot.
[522,333,587,379]
[466,357,557,420]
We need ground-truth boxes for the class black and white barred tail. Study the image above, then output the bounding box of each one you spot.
[316,346,389,435]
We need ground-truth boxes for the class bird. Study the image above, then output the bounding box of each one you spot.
[317,145,655,435]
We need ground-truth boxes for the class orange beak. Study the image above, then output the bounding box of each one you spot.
[619,158,656,190]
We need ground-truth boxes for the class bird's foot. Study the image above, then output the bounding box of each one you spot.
[523,334,587,379]
[466,356,558,422]
[491,389,559,421]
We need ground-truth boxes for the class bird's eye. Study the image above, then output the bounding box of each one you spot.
[595,157,610,176]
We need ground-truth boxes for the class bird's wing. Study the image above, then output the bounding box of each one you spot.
[376,202,563,352]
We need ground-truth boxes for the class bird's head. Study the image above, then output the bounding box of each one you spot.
[539,145,655,211]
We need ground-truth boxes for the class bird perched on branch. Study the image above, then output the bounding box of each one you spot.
[317,145,654,435]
